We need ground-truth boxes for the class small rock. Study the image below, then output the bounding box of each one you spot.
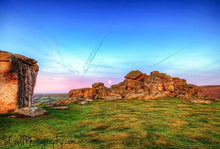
[14,107,47,117]
[188,99,212,104]
[79,101,88,105]
[53,106,68,110]
[8,115,17,118]
[85,98,93,102]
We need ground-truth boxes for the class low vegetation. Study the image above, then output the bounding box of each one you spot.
[0,98,220,148]
[33,93,67,104]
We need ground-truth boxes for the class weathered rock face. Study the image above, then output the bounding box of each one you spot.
[68,70,203,102]
[0,50,39,114]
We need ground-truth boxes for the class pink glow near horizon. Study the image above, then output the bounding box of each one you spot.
[35,76,76,93]
[34,71,220,93]
[34,74,118,93]
[34,72,220,93]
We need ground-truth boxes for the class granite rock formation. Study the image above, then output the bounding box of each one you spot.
[0,50,39,114]
[68,70,202,102]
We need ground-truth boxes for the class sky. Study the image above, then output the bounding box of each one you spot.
[0,0,220,93]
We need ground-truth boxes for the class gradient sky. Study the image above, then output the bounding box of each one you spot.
[0,0,220,93]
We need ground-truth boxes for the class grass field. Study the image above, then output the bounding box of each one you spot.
[0,97,220,149]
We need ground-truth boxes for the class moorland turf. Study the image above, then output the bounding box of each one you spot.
[0,97,220,148]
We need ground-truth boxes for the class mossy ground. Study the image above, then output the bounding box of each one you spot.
[0,97,220,149]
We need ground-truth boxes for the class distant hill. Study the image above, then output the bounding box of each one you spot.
[33,93,67,103]
[200,85,220,99]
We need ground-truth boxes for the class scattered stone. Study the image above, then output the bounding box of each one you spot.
[0,50,39,114]
[85,98,93,102]
[79,101,88,105]
[8,115,17,118]
[14,107,47,117]
[187,98,212,104]
[53,106,68,110]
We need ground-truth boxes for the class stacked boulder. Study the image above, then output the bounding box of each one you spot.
[68,70,202,102]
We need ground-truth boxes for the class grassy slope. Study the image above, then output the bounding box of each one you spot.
[0,98,220,149]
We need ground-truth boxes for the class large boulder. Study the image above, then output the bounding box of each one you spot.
[68,89,84,99]
[97,88,111,99]
[92,82,105,89]
[163,82,175,91]
[136,73,148,81]
[14,107,47,117]
[149,82,164,91]
[173,78,187,88]
[124,70,143,80]
[68,88,97,99]
[0,50,39,114]
[83,88,97,99]
[124,79,144,92]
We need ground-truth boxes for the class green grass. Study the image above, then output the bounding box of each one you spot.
[0,97,220,149]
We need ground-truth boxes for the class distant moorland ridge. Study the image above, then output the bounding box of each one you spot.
[200,85,220,99]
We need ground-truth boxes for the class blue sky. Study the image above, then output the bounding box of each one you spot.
[0,0,220,92]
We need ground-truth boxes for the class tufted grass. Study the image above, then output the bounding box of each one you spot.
[0,97,220,148]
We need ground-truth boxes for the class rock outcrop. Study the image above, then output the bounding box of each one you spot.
[0,50,39,114]
[68,70,202,102]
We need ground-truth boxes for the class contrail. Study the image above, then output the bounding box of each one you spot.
[83,30,110,74]
[150,49,183,68]
[44,35,79,75]
[87,32,108,65]
[10,3,80,75]
[84,43,100,66]
[56,46,79,75]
